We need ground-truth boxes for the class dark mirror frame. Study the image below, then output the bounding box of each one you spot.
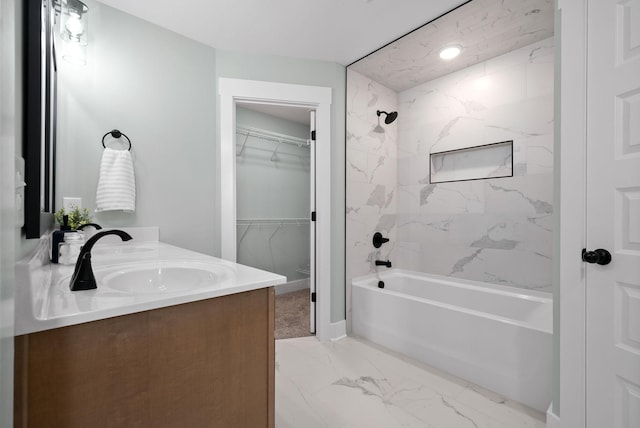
[24,0,57,238]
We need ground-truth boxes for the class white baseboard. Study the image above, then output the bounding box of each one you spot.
[546,403,560,428]
[329,320,347,341]
[275,278,309,295]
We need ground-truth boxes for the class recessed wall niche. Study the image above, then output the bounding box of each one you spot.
[429,140,513,184]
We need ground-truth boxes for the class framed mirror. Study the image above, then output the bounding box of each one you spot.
[24,0,57,238]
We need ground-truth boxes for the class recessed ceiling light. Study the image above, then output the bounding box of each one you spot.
[439,45,462,60]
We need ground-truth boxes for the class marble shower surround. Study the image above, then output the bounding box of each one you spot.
[346,37,554,293]
[396,37,554,291]
[346,69,399,322]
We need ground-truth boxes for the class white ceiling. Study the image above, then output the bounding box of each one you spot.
[94,0,553,122]
[95,0,469,65]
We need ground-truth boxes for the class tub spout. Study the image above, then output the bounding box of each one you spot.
[375,260,392,268]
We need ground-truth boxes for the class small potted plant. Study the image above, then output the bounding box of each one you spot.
[54,207,93,230]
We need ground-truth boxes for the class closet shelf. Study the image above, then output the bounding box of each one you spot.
[236,126,310,148]
[236,218,310,226]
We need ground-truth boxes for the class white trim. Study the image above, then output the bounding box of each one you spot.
[275,278,309,296]
[309,110,317,334]
[557,0,588,426]
[329,320,347,341]
[218,78,335,341]
[546,403,561,428]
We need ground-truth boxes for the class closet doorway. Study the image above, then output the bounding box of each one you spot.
[235,102,316,337]
[218,78,333,341]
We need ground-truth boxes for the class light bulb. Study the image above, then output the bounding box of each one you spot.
[65,15,84,37]
[60,0,88,46]
[62,40,87,66]
[439,45,462,61]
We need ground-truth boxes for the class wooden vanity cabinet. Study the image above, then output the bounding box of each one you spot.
[14,287,275,428]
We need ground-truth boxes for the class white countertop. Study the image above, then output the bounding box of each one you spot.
[16,238,286,335]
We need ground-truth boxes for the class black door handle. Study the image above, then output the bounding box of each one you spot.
[582,248,612,265]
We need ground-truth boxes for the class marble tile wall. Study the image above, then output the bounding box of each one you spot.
[346,69,398,322]
[347,37,554,294]
[396,37,554,292]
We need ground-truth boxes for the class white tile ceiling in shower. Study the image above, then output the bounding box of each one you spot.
[349,0,554,92]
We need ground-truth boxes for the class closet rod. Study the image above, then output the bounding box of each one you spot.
[236,126,310,148]
[236,218,310,225]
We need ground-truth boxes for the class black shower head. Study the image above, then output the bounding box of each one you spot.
[385,111,398,124]
[377,110,398,124]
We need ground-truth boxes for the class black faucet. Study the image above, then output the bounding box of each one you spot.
[375,260,392,268]
[76,222,103,230]
[69,229,133,291]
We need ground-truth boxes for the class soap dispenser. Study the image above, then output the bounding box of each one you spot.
[50,215,72,263]
[58,232,84,265]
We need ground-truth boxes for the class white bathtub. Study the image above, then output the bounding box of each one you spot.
[352,269,552,412]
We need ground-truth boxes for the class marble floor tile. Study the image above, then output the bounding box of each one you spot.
[275,336,546,428]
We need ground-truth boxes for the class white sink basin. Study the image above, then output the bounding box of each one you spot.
[92,246,155,256]
[96,262,233,294]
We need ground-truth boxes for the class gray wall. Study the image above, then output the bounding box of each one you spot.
[236,107,311,283]
[237,106,309,139]
[56,2,347,323]
[236,107,310,220]
[56,0,217,255]
[0,0,19,423]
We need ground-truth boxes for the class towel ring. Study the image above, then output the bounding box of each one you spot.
[102,129,132,151]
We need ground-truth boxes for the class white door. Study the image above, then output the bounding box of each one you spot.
[309,110,316,334]
[585,1,640,426]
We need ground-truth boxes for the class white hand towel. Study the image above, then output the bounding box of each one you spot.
[95,148,136,212]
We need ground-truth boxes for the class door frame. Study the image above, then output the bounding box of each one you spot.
[218,78,332,340]
[309,110,317,334]
[554,0,589,426]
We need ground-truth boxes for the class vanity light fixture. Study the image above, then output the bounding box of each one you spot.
[58,0,89,65]
[439,45,462,61]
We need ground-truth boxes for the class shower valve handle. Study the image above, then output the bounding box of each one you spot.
[582,248,612,265]
[373,232,390,248]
